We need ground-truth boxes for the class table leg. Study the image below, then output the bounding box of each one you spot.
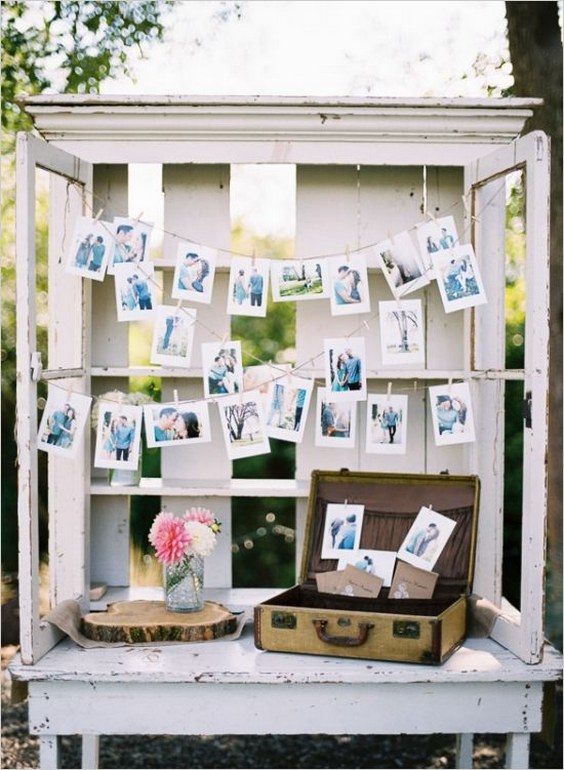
[455,733,474,768]
[505,733,530,769]
[39,736,60,770]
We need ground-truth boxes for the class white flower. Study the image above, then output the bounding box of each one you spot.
[185,520,217,557]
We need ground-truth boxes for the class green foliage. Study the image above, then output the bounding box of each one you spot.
[502,175,526,608]
[1,0,173,134]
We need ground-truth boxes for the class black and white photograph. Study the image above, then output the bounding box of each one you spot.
[64,215,112,280]
[171,241,217,304]
[324,336,367,402]
[201,340,244,398]
[374,231,430,297]
[270,259,328,302]
[218,391,270,459]
[227,256,270,317]
[93,402,143,470]
[144,400,211,448]
[114,262,157,322]
[379,299,425,366]
[397,506,457,571]
[432,243,487,314]
[264,374,314,443]
[108,216,153,274]
[37,387,92,459]
[414,215,459,271]
[337,550,397,587]
[327,254,371,316]
[314,387,357,448]
[429,381,476,446]
[320,502,365,559]
[365,393,408,455]
[150,305,197,367]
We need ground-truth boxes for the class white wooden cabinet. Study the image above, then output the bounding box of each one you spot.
[12,97,562,769]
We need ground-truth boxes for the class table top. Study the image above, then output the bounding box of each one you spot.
[9,589,563,687]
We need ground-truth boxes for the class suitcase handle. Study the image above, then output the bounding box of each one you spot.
[313,619,373,647]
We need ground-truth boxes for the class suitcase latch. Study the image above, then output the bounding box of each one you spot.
[393,620,420,639]
[271,611,297,630]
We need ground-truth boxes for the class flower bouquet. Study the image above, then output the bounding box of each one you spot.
[149,507,221,612]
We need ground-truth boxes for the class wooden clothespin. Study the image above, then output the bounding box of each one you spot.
[173,389,179,409]
[93,208,104,222]
[387,381,392,401]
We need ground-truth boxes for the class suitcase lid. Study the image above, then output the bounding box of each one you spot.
[300,469,480,596]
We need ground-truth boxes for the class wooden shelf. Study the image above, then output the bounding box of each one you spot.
[90,477,310,497]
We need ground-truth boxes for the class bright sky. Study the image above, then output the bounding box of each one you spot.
[100,0,511,238]
[102,1,510,98]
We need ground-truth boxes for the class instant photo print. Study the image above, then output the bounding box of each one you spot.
[65,215,112,280]
[397,505,457,571]
[37,387,92,459]
[378,299,425,367]
[150,305,196,367]
[114,262,156,322]
[172,241,217,304]
[365,394,408,455]
[108,216,153,274]
[327,254,371,316]
[144,401,211,448]
[315,388,357,448]
[218,391,270,459]
[429,382,476,446]
[227,256,270,318]
[94,402,143,470]
[270,259,328,302]
[324,336,367,402]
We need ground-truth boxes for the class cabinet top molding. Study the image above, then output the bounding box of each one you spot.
[21,95,542,165]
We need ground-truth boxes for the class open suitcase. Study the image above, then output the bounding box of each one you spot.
[254,469,480,665]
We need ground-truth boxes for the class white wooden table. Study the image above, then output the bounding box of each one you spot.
[9,589,563,770]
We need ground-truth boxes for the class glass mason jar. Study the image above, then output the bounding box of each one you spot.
[164,555,204,613]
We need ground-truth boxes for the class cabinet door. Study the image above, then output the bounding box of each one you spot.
[465,131,550,663]
[16,133,92,664]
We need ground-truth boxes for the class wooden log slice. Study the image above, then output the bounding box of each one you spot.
[82,600,238,643]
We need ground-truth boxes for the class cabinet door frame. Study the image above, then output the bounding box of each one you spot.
[16,132,92,664]
[465,131,550,663]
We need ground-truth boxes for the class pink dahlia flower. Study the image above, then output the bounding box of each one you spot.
[148,512,192,566]
[184,507,216,527]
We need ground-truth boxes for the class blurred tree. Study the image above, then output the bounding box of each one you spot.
[0,0,174,577]
[1,0,173,136]
[505,0,563,649]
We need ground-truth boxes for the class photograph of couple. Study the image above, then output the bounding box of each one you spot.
[321,502,365,559]
[325,336,367,402]
[432,244,487,314]
[202,341,244,398]
[328,255,371,316]
[429,382,476,446]
[144,402,210,448]
[365,394,408,455]
[65,215,111,281]
[107,216,153,274]
[315,388,357,448]
[226,256,269,318]
[37,389,92,459]
[172,241,216,304]
[114,262,157,322]
[94,402,142,470]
